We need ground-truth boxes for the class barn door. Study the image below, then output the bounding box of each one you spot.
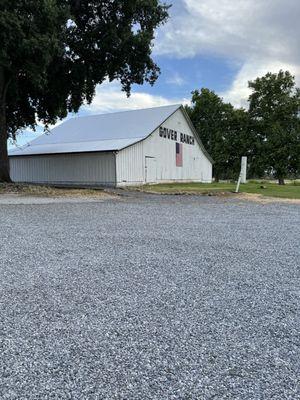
[145,157,157,183]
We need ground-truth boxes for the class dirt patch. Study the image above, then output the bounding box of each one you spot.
[237,193,300,205]
[129,187,300,204]
[0,183,115,199]
[133,188,233,197]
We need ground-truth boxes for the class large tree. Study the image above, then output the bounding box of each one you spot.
[185,89,231,181]
[186,88,254,181]
[248,70,300,184]
[0,0,169,182]
[224,107,257,179]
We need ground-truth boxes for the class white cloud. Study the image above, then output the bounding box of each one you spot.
[156,0,300,106]
[166,73,186,86]
[82,80,188,114]
[221,60,300,108]
[157,0,300,63]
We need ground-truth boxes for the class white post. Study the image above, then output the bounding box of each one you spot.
[235,174,242,193]
[235,156,247,193]
[241,156,247,184]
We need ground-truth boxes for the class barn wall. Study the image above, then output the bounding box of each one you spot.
[116,108,212,186]
[115,140,144,185]
[9,152,116,186]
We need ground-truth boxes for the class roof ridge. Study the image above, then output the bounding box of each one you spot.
[68,104,181,121]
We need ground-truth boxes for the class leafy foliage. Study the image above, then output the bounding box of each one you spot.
[248,70,300,184]
[187,71,300,183]
[186,89,255,180]
[224,108,258,179]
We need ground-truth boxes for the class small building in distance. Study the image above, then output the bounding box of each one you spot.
[9,104,213,187]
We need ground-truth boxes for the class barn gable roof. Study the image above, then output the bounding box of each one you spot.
[9,104,181,156]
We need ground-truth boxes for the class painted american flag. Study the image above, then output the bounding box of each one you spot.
[176,142,183,167]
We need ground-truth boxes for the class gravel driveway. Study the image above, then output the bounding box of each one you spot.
[0,194,299,399]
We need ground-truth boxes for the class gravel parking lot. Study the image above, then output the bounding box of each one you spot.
[0,194,299,399]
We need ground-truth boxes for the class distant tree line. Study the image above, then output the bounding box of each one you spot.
[186,70,300,185]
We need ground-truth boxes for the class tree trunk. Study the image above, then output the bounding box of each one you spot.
[278,177,285,185]
[0,105,11,182]
[0,67,11,183]
[214,170,220,183]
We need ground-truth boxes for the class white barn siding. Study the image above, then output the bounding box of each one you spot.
[116,141,144,185]
[10,152,116,186]
[116,108,212,186]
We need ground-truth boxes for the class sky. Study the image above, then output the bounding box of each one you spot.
[11,0,300,148]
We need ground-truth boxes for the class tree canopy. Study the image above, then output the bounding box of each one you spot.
[187,71,300,184]
[186,89,254,181]
[248,70,300,184]
[0,0,169,181]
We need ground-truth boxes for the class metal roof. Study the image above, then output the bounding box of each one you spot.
[9,104,181,156]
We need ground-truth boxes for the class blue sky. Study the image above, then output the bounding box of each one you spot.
[11,0,300,148]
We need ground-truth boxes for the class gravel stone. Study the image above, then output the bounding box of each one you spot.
[0,194,299,399]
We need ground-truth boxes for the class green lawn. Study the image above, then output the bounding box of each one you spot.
[139,181,300,199]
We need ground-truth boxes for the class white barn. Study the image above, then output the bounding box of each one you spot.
[9,104,213,187]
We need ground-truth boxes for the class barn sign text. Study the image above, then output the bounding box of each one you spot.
[159,127,195,145]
